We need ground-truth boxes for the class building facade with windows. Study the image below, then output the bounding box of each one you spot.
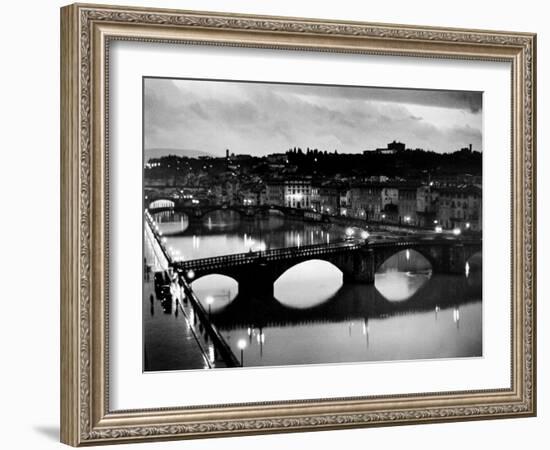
[437,185,482,231]
[284,178,312,209]
[264,180,285,206]
[397,184,419,225]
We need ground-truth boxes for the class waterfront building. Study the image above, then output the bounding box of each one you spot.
[363,140,406,155]
[432,173,482,187]
[381,186,399,210]
[310,183,321,212]
[349,183,385,220]
[265,180,285,206]
[416,185,440,227]
[349,182,410,223]
[319,183,340,215]
[222,179,240,205]
[240,189,258,206]
[397,184,419,225]
[437,185,482,231]
[339,189,351,216]
[284,178,312,209]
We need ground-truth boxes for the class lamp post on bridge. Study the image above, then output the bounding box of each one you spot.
[237,339,247,367]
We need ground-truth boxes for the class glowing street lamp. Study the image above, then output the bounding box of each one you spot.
[345,227,354,238]
[452,228,462,236]
[237,339,247,367]
[435,225,443,233]
[187,269,195,280]
[360,230,370,240]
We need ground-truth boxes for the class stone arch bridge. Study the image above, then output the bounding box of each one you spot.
[147,199,294,220]
[173,238,481,297]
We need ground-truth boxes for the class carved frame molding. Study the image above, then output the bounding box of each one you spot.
[60,3,536,446]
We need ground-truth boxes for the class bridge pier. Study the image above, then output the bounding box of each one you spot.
[431,244,468,275]
[236,262,276,299]
[336,248,376,284]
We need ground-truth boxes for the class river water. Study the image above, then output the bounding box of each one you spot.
[151,210,482,369]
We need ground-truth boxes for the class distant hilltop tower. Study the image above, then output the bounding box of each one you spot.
[226,148,230,159]
[459,144,474,153]
[387,140,405,152]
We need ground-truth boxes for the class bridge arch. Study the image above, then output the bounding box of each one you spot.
[375,248,434,274]
[148,199,175,210]
[262,205,287,216]
[190,274,239,313]
[191,272,239,285]
[374,242,482,275]
[466,250,482,265]
[175,205,244,219]
[274,259,344,309]
[201,207,244,219]
[274,258,344,285]
[465,250,482,277]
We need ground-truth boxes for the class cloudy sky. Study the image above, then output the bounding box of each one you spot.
[144,77,482,157]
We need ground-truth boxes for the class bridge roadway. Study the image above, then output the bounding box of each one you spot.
[173,237,482,297]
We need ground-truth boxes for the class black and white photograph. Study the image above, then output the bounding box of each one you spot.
[142,77,483,372]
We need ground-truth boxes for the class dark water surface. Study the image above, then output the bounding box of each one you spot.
[148,211,482,369]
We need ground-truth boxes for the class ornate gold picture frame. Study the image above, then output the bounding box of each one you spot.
[60,3,536,446]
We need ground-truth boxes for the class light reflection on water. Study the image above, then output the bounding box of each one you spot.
[221,301,482,367]
[374,250,432,302]
[151,211,482,369]
[156,211,343,260]
[374,271,432,302]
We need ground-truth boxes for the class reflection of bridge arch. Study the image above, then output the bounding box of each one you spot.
[212,270,481,329]
[148,199,175,210]
[191,272,239,285]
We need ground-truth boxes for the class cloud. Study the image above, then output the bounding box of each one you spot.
[144,78,482,156]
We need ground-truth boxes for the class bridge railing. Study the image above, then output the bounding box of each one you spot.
[177,276,240,368]
[366,237,482,249]
[174,241,363,271]
[173,236,481,272]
